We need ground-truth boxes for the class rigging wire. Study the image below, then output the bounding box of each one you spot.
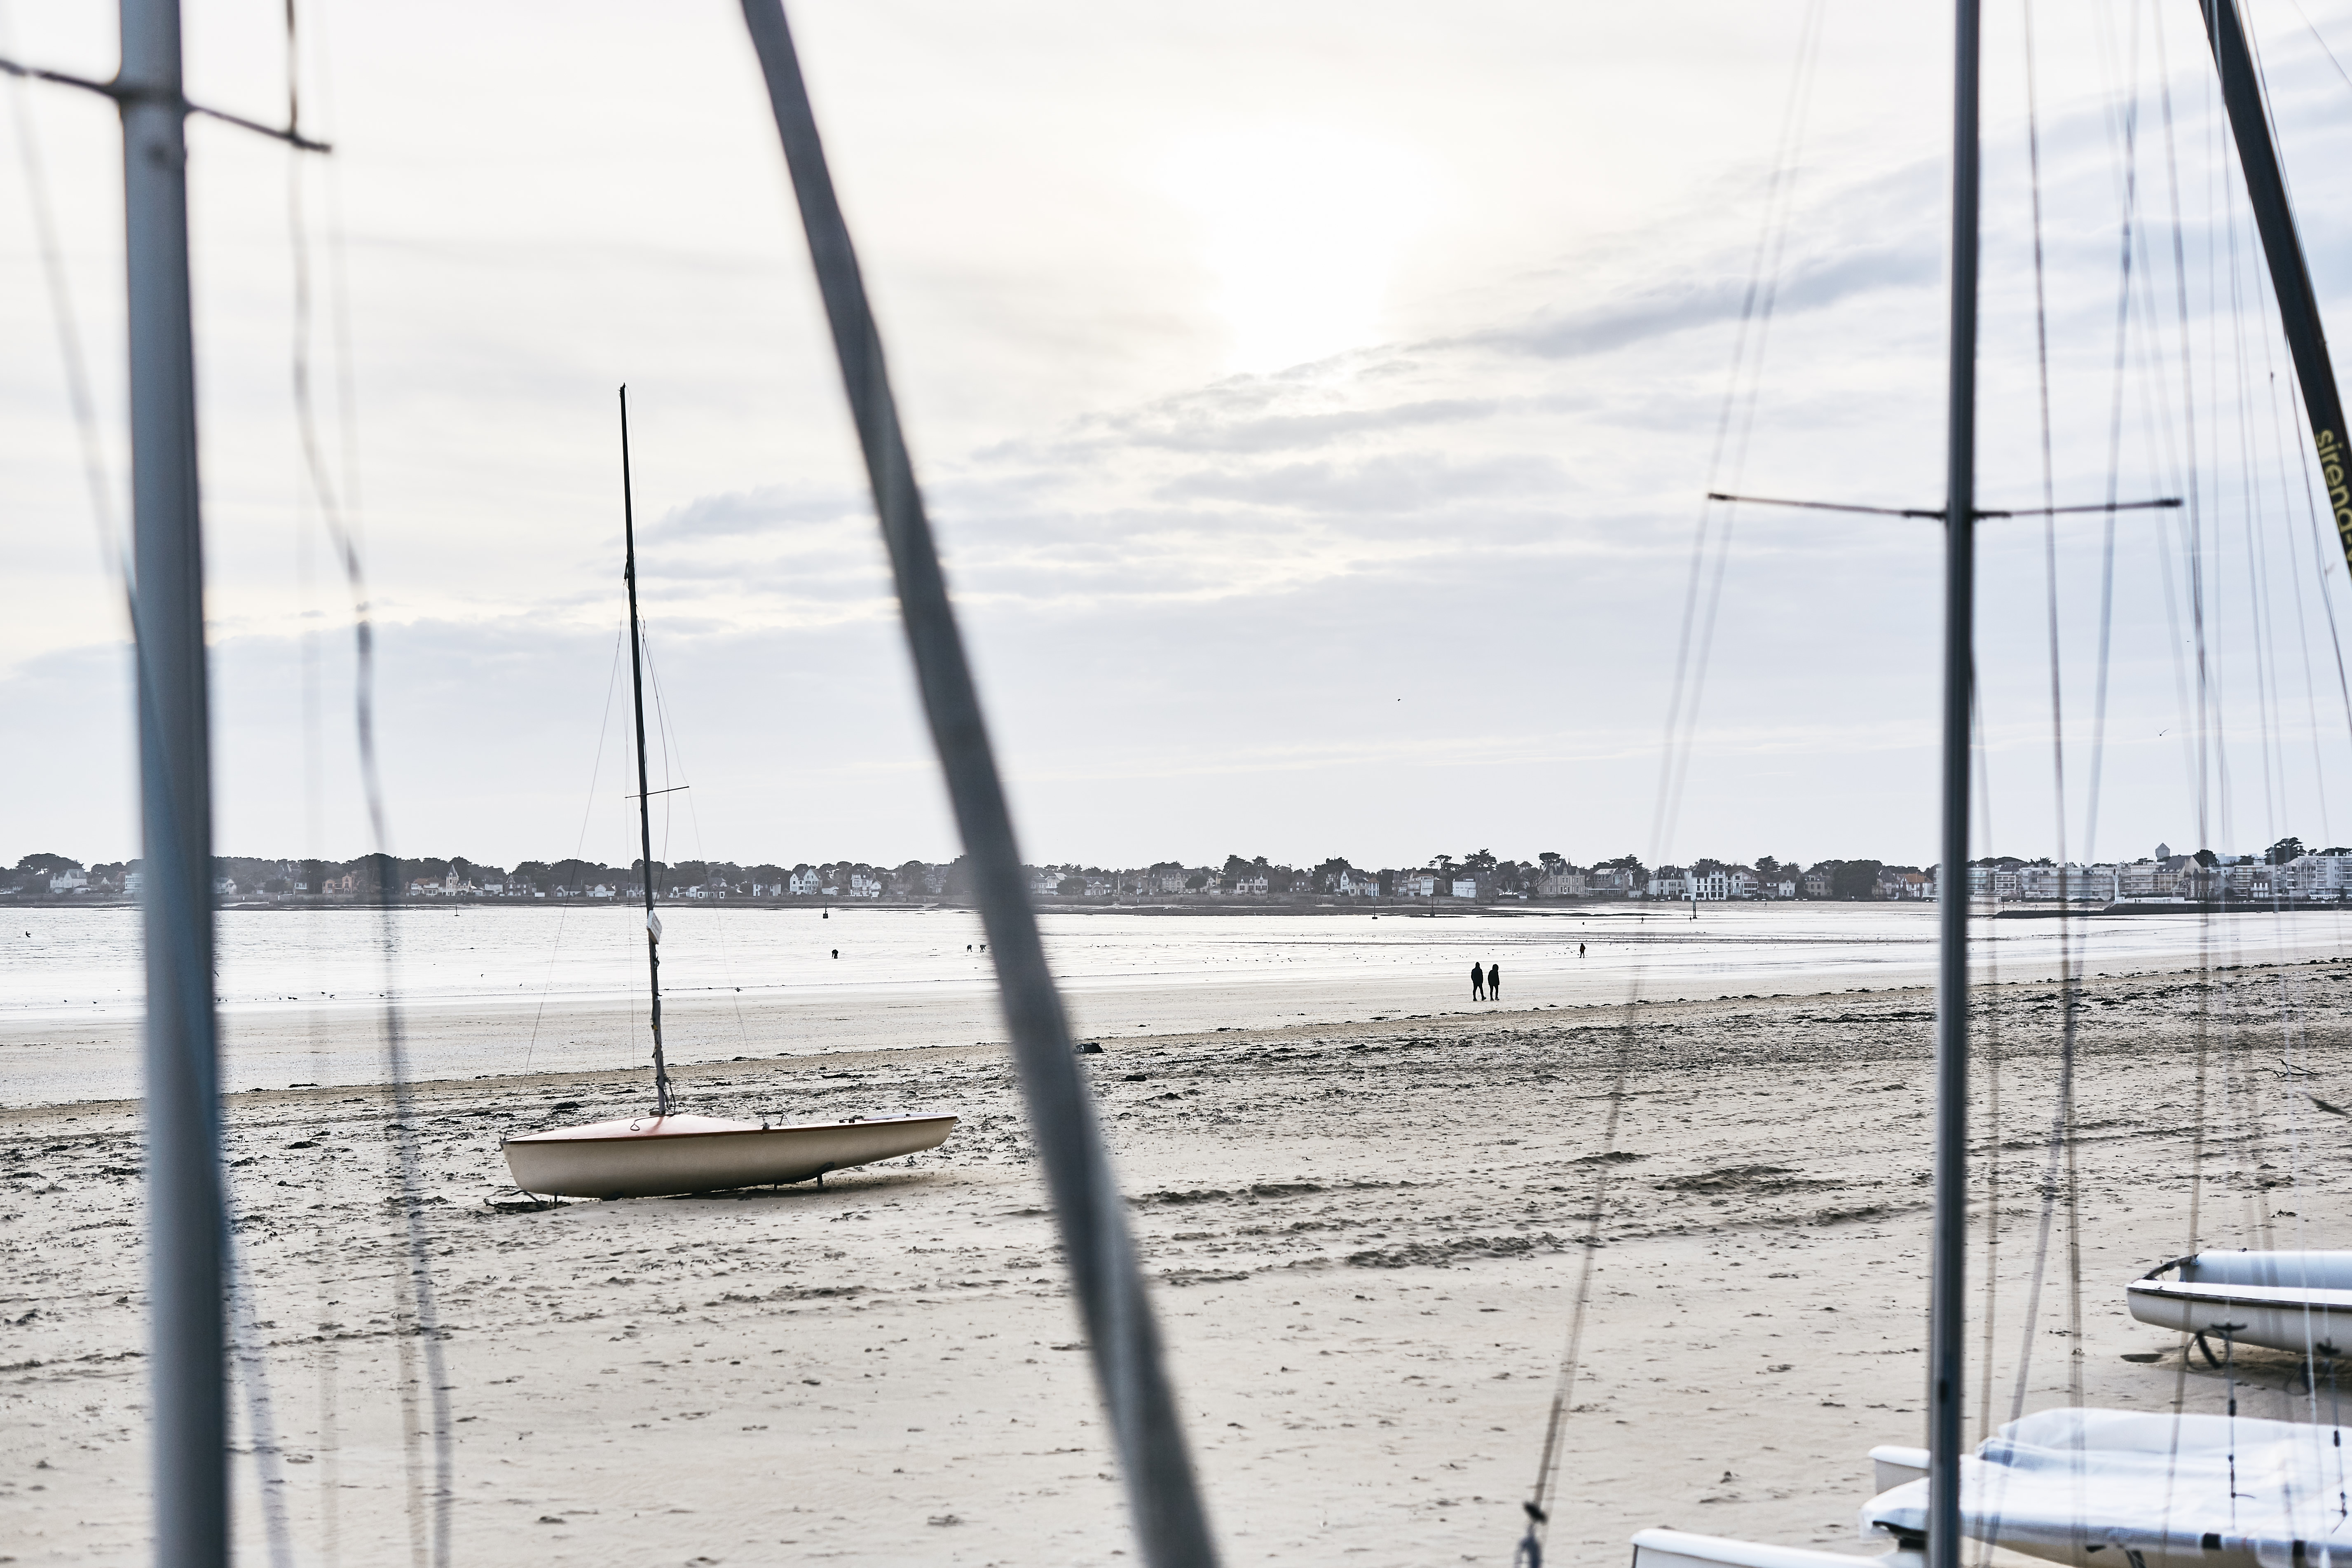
[1649,0,1829,863]
[2283,0,2352,97]
[1965,680,2010,1568]
[636,626,759,1061]
[679,780,759,1056]
[2083,0,2145,878]
[2214,14,2309,1317]
[284,3,345,1559]
[1516,8,1825,1561]
[1983,7,2092,1508]
[2151,7,2216,870]
[2269,364,2352,839]
[0,0,128,604]
[280,0,454,1555]
[2143,3,2220,1470]
[297,495,343,1568]
[2152,61,2231,1451]
[2279,372,2352,755]
[1513,1015,1635,1568]
[522,621,629,1078]
[2222,123,2292,855]
[226,1224,296,1568]
[2256,353,2335,850]
[2014,0,2092,1451]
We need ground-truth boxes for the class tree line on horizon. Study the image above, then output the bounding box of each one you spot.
[9,847,1683,900]
[8,837,2329,902]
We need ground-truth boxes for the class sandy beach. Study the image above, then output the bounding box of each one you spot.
[5,957,2349,1565]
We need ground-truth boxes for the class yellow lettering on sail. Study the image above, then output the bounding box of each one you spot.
[2317,433,2352,559]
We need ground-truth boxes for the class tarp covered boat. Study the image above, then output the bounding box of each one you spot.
[1864,1408,2352,1568]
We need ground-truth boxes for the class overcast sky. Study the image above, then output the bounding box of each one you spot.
[6,0,2352,873]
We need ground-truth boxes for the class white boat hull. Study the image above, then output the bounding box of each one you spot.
[503,1112,958,1199]
[2125,1251,2352,1357]
[1865,1406,2352,1566]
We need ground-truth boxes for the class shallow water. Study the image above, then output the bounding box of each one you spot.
[2,900,2345,1102]
[6,899,2348,1023]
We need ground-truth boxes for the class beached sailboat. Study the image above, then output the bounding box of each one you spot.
[501,389,956,1200]
[504,1109,958,1201]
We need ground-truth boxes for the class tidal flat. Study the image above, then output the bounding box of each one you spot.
[3,962,2346,1565]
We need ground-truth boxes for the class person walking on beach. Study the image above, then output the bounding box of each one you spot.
[1487,961,1502,1001]
[1471,961,1485,1001]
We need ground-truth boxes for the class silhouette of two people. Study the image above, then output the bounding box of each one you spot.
[1471,961,1500,1001]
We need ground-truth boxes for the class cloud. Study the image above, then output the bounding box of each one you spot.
[1078,393,1508,457]
[1154,450,1567,513]
[654,486,869,539]
[1476,241,1941,362]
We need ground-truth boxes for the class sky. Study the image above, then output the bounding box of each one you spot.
[6,0,2352,874]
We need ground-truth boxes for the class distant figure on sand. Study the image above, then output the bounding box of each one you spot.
[1471,962,1485,1001]
[1579,942,1586,957]
[1488,962,1501,1000]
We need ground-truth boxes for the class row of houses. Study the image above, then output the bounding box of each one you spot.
[1649,867,1801,900]
[396,862,910,900]
[1635,846,2352,904]
[1969,848,2352,902]
[274,845,2352,906]
[1630,862,1916,901]
[23,841,2352,906]
[1640,866,1934,901]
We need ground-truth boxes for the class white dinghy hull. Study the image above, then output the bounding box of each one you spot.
[2126,1250,2352,1357]
[1865,1407,2352,1568]
[1631,1529,1921,1568]
[504,1112,957,1200]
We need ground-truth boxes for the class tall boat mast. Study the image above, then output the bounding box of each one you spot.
[116,0,231,1561]
[736,7,1217,1562]
[2197,0,2352,571]
[1927,0,1982,1564]
[618,387,673,1118]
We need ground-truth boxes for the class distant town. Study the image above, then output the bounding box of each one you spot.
[6,839,2349,907]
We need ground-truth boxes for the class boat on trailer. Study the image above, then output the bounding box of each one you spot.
[2126,1252,2352,1361]
[501,389,955,1202]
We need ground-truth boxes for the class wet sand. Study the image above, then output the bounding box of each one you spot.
[5,958,2350,1565]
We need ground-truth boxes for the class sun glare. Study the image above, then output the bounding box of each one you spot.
[1160,126,1433,374]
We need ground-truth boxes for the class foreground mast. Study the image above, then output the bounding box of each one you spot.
[118,0,230,1562]
[618,387,672,1118]
[735,6,1218,1562]
[1927,0,1982,1564]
